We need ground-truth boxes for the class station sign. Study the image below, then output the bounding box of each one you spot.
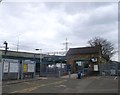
[91,57,97,63]
[3,59,19,73]
[28,64,35,72]
[9,63,19,73]
[94,65,98,71]
[23,64,28,73]
[76,61,82,66]
[22,60,35,73]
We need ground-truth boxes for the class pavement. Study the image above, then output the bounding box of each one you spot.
[61,73,77,79]
[2,77,48,85]
[2,74,78,85]
[2,74,118,85]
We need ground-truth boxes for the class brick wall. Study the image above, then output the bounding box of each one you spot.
[66,53,106,73]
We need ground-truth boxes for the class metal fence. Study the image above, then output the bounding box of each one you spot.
[99,62,120,76]
[40,63,68,77]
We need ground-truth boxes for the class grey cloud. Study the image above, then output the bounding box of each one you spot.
[0,2,118,60]
[45,2,113,14]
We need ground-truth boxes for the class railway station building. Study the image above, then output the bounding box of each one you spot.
[66,46,107,75]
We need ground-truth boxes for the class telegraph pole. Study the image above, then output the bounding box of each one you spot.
[17,33,20,52]
[17,37,19,52]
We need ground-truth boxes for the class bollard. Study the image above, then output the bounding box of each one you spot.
[59,71,61,78]
[68,71,71,79]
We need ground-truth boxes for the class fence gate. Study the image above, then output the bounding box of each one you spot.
[40,63,68,77]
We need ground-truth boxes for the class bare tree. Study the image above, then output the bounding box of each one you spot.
[88,37,115,61]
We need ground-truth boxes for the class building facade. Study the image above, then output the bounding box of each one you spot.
[66,46,107,75]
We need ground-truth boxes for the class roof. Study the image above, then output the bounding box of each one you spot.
[43,56,66,62]
[0,50,49,59]
[66,46,100,56]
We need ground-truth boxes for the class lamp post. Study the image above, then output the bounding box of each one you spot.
[35,49,42,77]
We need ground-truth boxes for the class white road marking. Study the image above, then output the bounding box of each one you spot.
[55,85,66,88]
[114,76,117,80]
[79,89,119,92]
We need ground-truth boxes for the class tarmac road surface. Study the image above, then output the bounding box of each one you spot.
[2,76,119,94]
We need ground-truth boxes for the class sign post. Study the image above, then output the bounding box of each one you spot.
[68,71,71,79]
[67,64,71,79]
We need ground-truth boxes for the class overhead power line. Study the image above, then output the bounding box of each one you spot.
[0,46,5,48]
[44,51,66,55]
[62,38,71,53]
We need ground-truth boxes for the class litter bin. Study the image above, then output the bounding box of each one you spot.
[77,71,81,79]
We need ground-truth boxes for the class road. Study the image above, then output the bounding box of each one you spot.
[2,76,119,94]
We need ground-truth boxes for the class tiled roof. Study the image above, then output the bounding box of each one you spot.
[66,46,100,56]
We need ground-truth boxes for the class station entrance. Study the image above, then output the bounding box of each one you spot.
[35,56,68,77]
[75,60,90,76]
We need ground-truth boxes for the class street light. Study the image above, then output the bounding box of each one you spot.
[35,49,42,77]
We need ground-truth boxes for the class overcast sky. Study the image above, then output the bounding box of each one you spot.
[0,2,118,60]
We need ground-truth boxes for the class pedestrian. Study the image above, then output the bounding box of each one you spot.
[77,71,81,79]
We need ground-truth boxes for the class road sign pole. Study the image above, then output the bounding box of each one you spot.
[59,71,61,78]
[67,64,71,79]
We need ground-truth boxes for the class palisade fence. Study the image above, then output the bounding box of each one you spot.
[40,63,68,77]
[99,62,120,76]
